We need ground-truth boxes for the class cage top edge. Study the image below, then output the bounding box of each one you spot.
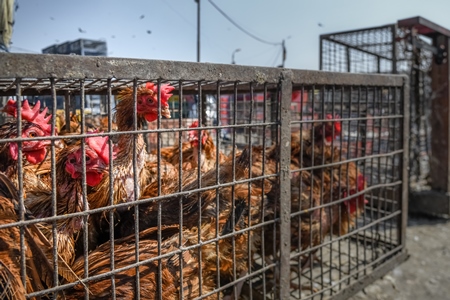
[0,53,405,87]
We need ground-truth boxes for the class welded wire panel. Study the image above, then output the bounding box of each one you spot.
[0,74,281,299]
[0,53,406,300]
[269,83,405,300]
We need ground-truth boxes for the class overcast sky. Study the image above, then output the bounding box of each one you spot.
[9,0,450,70]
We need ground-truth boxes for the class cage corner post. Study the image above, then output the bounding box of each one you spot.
[400,74,410,249]
[278,70,292,300]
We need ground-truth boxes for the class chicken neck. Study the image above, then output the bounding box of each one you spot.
[88,96,149,209]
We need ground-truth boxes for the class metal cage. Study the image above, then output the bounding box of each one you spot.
[320,16,450,216]
[319,21,433,190]
[0,53,408,299]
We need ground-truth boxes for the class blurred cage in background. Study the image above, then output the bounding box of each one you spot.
[320,17,450,217]
[0,53,408,300]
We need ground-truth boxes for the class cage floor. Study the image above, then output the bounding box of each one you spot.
[240,214,400,300]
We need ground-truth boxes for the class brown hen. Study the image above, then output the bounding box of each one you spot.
[0,172,58,299]
[118,147,271,298]
[185,120,227,173]
[24,135,112,265]
[63,148,259,299]
[64,224,218,299]
[0,99,53,193]
[84,82,173,251]
[261,115,367,293]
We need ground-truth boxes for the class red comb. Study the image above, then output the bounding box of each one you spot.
[145,82,175,105]
[329,114,342,135]
[357,174,366,190]
[188,121,200,142]
[334,119,342,135]
[189,121,199,128]
[2,98,17,116]
[3,99,53,134]
[86,133,115,165]
[322,114,342,142]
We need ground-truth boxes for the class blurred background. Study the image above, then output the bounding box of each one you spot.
[2,0,450,70]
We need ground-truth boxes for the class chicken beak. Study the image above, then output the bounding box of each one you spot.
[161,106,171,119]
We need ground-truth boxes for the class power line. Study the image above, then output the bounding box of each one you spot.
[9,46,40,54]
[159,0,195,28]
[207,0,281,46]
[158,0,230,58]
[240,45,278,62]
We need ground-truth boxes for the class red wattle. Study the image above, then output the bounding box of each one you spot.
[24,148,47,164]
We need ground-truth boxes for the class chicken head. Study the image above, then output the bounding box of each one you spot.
[8,123,52,164]
[188,121,208,147]
[136,82,173,122]
[2,99,54,164]
[65,135,112,187]
[314,114,342,144]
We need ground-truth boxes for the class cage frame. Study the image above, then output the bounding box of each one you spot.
[0,52,409,299]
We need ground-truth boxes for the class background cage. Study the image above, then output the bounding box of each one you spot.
[320,16,450,217]
[0,53,408,299]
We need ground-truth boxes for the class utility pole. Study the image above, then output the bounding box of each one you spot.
[277,39,287,68]
[195,0,200,62]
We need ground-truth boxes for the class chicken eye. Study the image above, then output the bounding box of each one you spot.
[28,131,37,138]
[147,97,154,104]
[69,157,76,164]
[85,156,91,162]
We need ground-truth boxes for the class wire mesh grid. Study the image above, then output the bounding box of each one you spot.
[0,53,407,300]
[320,25,396,74]
[244,83,404,299]
[320,24,432,192]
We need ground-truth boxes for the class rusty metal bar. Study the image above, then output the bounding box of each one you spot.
[106,78,117,299]
[319,37,324,70]
[346,47,351,72]
[391,24,398,74]
[64,91,71,133]
[77,79,90,300]
[400,76,410,247]
[131,79,141,300]
[50,78,59,298]
[320,23,397,39]
[15,79,26,292]
[278,70,292,300]
[323,37,392,61]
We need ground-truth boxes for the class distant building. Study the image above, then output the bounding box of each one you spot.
[42,39,107,56]
[41,39,108,115]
